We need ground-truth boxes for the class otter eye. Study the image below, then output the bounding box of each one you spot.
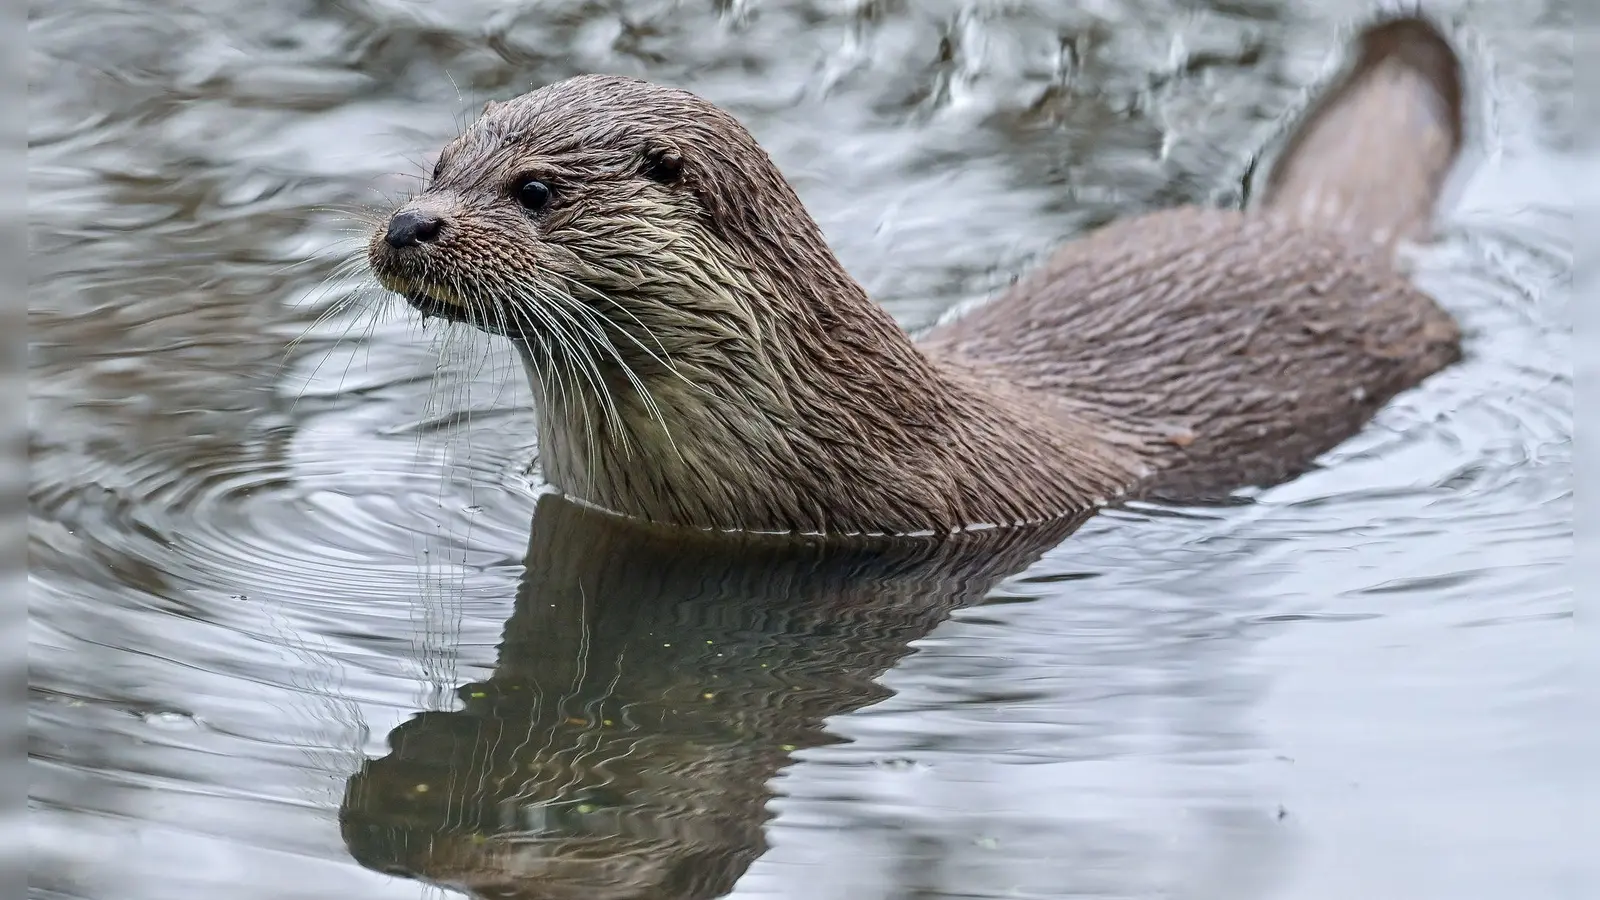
[643,147,682,184]
[515,178,552,212]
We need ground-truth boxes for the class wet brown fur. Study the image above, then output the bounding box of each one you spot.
[368,14,1465,536]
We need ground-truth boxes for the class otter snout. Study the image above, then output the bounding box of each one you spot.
[367,195,472,318]
[375,195,454,253]
[372,197,446,256]
[384,210,442,248]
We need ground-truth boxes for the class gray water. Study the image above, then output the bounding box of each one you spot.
[27,1,1577,898]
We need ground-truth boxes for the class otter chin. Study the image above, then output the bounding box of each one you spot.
[367,14,1466,537]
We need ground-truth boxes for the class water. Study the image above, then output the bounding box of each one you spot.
[27,1,1576,898]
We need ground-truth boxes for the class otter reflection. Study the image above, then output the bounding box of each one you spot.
[340,495,1088,899]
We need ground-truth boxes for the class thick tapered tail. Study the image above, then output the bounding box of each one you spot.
[1259,14,1465,251]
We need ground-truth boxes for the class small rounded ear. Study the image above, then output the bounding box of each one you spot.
[641,143,684,184]
[481,100,502,117]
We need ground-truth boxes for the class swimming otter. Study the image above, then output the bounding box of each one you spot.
[368,14,1465,536]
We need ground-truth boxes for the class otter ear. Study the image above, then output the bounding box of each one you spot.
[481,100,502,117]
[641,143,684,184]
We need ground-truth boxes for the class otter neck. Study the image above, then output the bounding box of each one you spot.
[514,227,1136,535]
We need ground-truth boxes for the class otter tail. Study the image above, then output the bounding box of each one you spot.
[1257,14,1465,251]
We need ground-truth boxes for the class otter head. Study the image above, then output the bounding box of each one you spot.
[368,74,873,377]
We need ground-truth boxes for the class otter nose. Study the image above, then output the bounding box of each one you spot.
[385,210,443,249]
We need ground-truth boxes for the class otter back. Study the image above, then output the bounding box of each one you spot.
[922,15,1465,502]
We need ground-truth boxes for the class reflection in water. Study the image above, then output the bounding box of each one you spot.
[342,496,1088,899]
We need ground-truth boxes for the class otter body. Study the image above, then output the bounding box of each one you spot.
[368,16,1465,536]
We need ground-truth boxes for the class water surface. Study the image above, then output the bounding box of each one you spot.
[28,1,1575,898]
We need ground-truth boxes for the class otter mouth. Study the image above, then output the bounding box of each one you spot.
[390,285,524,338]
[378,273,499,332]
[403,290,472,324]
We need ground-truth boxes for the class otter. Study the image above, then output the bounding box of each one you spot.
[368,14,1465,536]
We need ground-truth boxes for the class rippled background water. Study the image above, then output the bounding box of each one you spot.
[27,1,1576,898]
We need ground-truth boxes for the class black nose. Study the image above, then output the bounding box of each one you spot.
[385,211,443,249]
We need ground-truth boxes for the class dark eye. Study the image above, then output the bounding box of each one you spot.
[643,147,682,184]
[515,178,552,212]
